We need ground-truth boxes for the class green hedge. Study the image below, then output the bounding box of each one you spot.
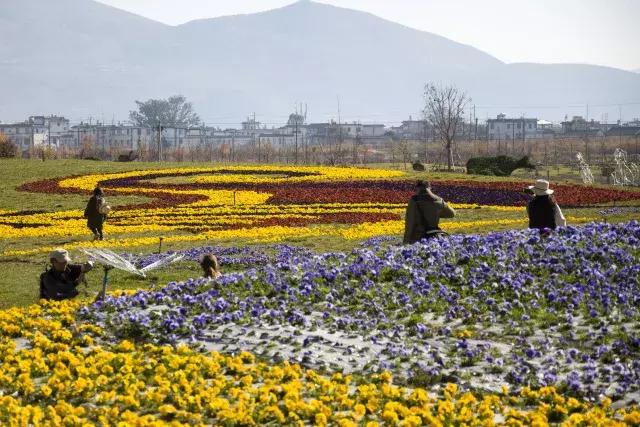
[466,155,534,176]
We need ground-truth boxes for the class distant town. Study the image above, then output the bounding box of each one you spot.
[1,112,639,166]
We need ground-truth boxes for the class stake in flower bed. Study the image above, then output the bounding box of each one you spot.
[94,264,113,302]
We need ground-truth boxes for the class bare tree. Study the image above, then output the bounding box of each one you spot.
[423,83,469,171]
[79,134,95,159]
[398,139,410,170]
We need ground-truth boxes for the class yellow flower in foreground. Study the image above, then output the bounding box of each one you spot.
[0,301,637,426]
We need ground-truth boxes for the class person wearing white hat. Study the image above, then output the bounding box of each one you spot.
[526,179,566,230]
[39,248,94,301]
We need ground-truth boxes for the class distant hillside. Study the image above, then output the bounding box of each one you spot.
[1,0,639,122]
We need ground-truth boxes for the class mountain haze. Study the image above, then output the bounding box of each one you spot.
[1,0,639,123]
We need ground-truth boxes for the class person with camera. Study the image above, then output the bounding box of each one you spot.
[39,248,94,301]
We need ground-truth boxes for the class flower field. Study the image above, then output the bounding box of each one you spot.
[1,221,640,425]
[3,165,640,256]
[1,163,640,425]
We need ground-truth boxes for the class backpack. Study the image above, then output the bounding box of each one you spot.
[98,198,111,215]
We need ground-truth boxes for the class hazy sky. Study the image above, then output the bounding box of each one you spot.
[96,0,640,71]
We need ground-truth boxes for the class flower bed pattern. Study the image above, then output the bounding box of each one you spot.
[3,166,639,256]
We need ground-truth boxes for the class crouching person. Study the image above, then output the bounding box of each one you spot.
[403,180,456,244]
[39,248,93,301]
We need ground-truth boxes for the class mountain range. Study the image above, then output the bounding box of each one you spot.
[1,0,639,124]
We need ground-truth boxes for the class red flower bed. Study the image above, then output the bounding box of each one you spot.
[18,173,640,211]
[18,178,207,210]
[265,180,640,207]
[19,178,86,195]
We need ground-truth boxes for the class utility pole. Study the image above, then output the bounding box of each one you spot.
[303,103,308,164]
[30,123,34,158]
[258,136,261,163]
[252,112,258,163]
[472,104,477,156]
[619,105,623,146]
[423,117,428,164]
[157,123,162,162]
[232,129,235,162]
[511,119,515,154]
[294,105,299,164]
[337,96,342,165]
[522,114,525,155]
[586,103,589,122]
[468,109,472,159]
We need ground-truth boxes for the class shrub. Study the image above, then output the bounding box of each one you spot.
[466,155,534,176]
[0,135,17,158]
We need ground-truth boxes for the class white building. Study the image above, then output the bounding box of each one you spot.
[487,114,538,140]
[65,123,158,152]
[0,115,70,151]
[361,124,386,137]
[391,118,430,139]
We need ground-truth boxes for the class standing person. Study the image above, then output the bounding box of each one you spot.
[39,248,93,301]
[403,180,456,244]
[200,254,221,279]
[526,179,566,230]
[84,187,109,240]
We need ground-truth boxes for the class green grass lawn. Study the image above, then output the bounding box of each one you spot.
[0,158,637,308]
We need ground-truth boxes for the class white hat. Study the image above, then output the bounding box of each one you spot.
[49,248,71,263]
[528,179,554,196]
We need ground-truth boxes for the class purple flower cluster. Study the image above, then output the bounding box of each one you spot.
[599,206,640,217]
[80,221,640,400]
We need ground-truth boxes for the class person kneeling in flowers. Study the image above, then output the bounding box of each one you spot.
[200,254,221,279]
[526,179,566,230]
[39,248,94,301]
[403,180,456,244]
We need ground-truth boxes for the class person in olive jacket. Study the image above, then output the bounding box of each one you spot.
[84,187,107,240]
[403,180,456,244]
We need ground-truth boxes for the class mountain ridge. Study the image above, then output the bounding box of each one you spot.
[0,0,638,123]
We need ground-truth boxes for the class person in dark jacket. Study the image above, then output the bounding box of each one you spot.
[39,248,93,301]
[526,179,566,230]
[84,187,107,240]
[403,180,456,244]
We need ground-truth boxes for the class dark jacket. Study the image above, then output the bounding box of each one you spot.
[84,195,106,227]
[39,264,83,301]
[403,191,456,244]
[527,195,556,230]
